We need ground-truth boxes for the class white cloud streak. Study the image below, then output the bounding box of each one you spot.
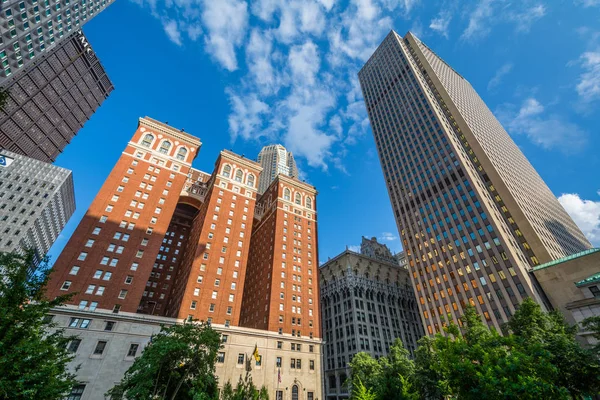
[576,51,600,103]
[558,191,600,245]
[429,11,452,38]
[488,63,513,91]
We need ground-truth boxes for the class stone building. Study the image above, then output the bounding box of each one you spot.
[319,240,424,400]
[532,248,600,347]
[50,306,322,400]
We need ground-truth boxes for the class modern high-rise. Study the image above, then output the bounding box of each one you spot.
[0,30,113,162]
[0,0,114,83]
[0,149,75,263]
[359,31,592,334]
[256,144,299,194]
[320,239,423,400]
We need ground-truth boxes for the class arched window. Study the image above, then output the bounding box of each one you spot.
[159,140,171,154]
[247,174,255,187]
[222,165,231,178]
[235,170,243,182]
[141,134,153,147]
[176,147,187,161]
[292,385,299,400]
[306,197,312,209]
[295,192,301,205]
[284,188,291,201]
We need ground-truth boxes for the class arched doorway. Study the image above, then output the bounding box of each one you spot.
[292,385,299,400]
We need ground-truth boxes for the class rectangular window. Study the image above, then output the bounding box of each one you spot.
[66,384,85,400]
[77,252,87,261]
[67,339,81,353]
[237,353,244,365]
[127,344,139,357]
[93,341,107,355]
[104,321,115,331]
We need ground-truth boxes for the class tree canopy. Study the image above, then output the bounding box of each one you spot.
[106,321,221,400]
[349,298,600,400]
[0,250,77,400]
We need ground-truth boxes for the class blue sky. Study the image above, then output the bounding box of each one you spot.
[49,0,600,264]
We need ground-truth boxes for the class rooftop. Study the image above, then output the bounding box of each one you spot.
[532,248,600,272]
[575,272,600,287]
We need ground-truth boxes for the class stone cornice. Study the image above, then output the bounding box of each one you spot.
[139,117,201,148]
[220,150,263,171]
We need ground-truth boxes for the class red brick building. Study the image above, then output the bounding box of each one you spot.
[240,175,321,339]
[46,117,201,313]
[47,118,319,341]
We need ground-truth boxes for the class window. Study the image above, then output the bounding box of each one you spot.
[237,353,245,365]
[590,286,600,298]
[118,290,128,299]
[67,339,81,353]
[92,227,101,235]
[235,170,243,182]
[247,174,255,186]
[61,281,72,290]
[176,147,187,161]
[66,384,85,400]
[141,134,154,147]
[284,188,291,201]
[306,197,312,209]
[93,341,107,355]
[217,352,225,363]
[104,321,115,331]
[77,252,87,261]
[159,140,171,154]
[127,344,139,357]
[295,193,301,205]
[223,165,231,178]
[190,301,197,310]
[310,360,315,370]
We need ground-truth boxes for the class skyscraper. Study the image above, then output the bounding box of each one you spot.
[359,31,592,334]
[240,174,320,339]
[0,30,113,162]
[256,144,299,194]
[0,149,75,263]
[46,117,201,313]
[0,0,114,83]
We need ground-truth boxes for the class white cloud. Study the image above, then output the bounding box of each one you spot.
[575,51,600,103]
[461,0,494,41]
[162,19,182,45]
[575,0,600,6]
[558,191,600,245]
[227,92,270,141]
[488,63,513,91]
[201,0,249,71]
[497,98,588,153]
[289,41,320,86]
[379,232,398,241]
[348,245,361,253]
[509,4,546,32]
[429,11,451,38]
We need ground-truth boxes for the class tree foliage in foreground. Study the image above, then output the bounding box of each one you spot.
[220,371,269,400]
[106,321,221,400]
[0,250,77,400]
[349,298,600,400]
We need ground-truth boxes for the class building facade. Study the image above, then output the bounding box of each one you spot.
[0,149,75,262]
[44,117,324,398]
[45,117,201,313]
[49,306,323,400]
[0,30,113,163]
[256,144,299,194]
[532,248,600,347]
[319,242,424,400]
[240,174,320,339]
[0,0,114,83]
[358,31,591,334]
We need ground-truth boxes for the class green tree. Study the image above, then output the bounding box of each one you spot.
[349,339,418,400]
[0,250,77,400]
[107,321,221,400]
[221,372,269,400]
[581,315,600,355]
[353,379,377,400]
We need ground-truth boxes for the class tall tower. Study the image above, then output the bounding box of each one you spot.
[240,175,320,339]
[256,144,299,194]
[0,30,113,163]
[358,31,592,334]
[0,0,114,84]
[46,117,201,313]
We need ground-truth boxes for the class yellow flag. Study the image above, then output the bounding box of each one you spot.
[253,345,260,362]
